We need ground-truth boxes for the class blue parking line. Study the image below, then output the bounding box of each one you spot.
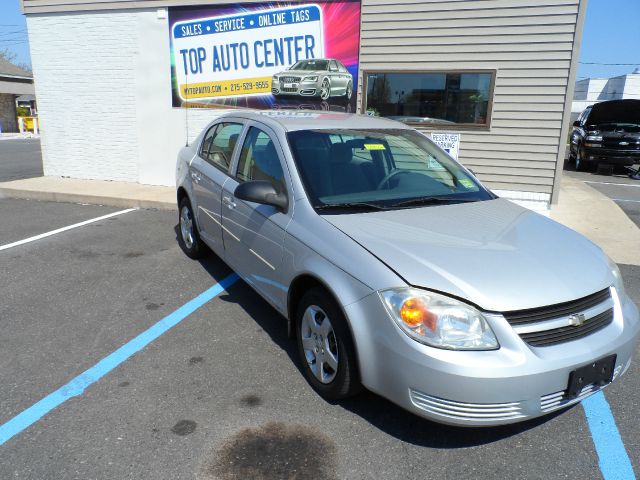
[582,391,636,480]
[0,273,239,446]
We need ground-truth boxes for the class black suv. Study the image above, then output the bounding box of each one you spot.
[570,99,640,171]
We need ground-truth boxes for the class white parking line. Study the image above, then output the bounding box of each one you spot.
[0,208,137,252]
[584,181,640,188]
[612,198,640,203]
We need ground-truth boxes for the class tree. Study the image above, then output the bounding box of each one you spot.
[0,48,32,74]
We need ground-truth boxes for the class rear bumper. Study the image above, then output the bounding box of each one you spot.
[583,147,640,165]
[345,289,640,426]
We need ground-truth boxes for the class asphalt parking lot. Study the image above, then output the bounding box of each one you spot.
[0,197,639,480]
[0,139,43,182]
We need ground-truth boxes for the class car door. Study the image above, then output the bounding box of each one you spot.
[221,123,292,311]
[328,60,345,94]
[190,121,244,254]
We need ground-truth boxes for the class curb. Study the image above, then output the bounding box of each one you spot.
[0,187,176,211]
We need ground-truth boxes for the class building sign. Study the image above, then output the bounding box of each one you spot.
[431,132,461,161]
[169,1,361,112]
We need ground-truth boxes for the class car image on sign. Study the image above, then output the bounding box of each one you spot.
[272,58,354,101]
[175,111,640,427]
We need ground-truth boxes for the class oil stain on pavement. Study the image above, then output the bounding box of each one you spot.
[207,422,337,480]
[171,420,197,436]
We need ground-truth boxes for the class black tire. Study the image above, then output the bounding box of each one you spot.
[575,144,591,172]
[295,287,361,400]
[178,196,206,259]
[344,81,353,100]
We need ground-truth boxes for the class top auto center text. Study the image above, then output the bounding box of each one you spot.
[176,7,320,75]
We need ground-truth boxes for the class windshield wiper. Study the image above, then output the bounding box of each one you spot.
[314,202,387,211]
[390,196,479,208]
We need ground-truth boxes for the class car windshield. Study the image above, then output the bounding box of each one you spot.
[291,60,329,71]
[287,128,494,210]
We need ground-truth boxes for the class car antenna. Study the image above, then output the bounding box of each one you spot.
[185,65,190,146]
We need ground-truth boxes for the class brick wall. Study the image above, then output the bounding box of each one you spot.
[27,11,140,182]
[27,9,217,185]
[0,93,18,133]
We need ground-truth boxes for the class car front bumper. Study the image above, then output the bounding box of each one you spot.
[344,289,640,426]
[583,146,640,165]
[272,79,322,97]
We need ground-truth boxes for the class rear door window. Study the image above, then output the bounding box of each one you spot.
[200,122,243,171]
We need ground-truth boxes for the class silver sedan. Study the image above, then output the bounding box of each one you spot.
[176,111,640,426]
[272,59,353,100]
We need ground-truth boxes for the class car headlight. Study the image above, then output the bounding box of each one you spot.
[586,135,603,142]
[607,256,626,299]
[379,288,499,350]
[303,76,318,82]
[272,76,278,83]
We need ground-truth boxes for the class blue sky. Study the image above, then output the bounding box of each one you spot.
[1,0,639,79]
[577,0,640,80]
[0,0,30,68]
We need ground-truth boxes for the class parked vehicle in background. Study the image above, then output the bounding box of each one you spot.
[272,59,353,101]
[570,99,640,171]
[176,111,639,426]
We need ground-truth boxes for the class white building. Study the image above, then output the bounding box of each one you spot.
[572,67,640,122]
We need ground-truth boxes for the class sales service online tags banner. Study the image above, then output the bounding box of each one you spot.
[169,1,361,111]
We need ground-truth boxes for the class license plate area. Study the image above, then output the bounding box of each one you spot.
[566,354,616,399]
[284,83,298,89]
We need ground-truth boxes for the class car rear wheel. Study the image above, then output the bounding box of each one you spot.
[296,287,361,400]
[320,78,331,100]
[178,197,206,259]
[344,81,353,100]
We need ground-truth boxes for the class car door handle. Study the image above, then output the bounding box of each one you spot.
[222,196,236,209]
[191,171,201,182]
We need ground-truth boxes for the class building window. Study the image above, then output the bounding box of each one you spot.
[364,71,495,128]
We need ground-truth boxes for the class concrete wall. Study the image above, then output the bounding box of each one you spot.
[26,0,586,199]
[0,93,18,133]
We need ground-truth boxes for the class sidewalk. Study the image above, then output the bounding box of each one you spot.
[550,175,640,266]
[0,132,40,140]
[0,174,639,266]
[0,176,175,210]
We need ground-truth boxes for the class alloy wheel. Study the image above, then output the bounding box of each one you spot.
[300,305,339,384]
[320,79,330,100]
[180,205,194,250]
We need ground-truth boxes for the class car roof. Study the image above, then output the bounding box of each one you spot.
[215,110,414,132]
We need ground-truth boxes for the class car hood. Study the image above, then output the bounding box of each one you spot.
[323,199,613,312]
[276,70,325,77]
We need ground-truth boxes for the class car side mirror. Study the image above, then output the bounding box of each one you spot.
[234,180,288,211]
[573,120,581,127]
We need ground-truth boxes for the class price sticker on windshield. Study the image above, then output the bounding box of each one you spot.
[364,144,386,151]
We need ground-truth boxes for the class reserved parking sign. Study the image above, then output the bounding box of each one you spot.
[171,4,324,101]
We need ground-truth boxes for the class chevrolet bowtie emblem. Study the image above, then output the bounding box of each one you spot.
[568,313,587,327]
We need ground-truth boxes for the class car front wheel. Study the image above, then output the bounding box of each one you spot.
[575,144,591,172]
[320,78,331,100]
[296,287,361,400]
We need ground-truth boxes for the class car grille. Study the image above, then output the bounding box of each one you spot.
[540,384,602,413]
[279,76,301,83]
[280,87,299,93]
[602,138,640,150]
[409,389,526,422]
[502,288,610,325]
[519,308,613,347]
[502,288,614,347]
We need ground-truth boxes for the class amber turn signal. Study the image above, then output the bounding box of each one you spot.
[400,298,437,331]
